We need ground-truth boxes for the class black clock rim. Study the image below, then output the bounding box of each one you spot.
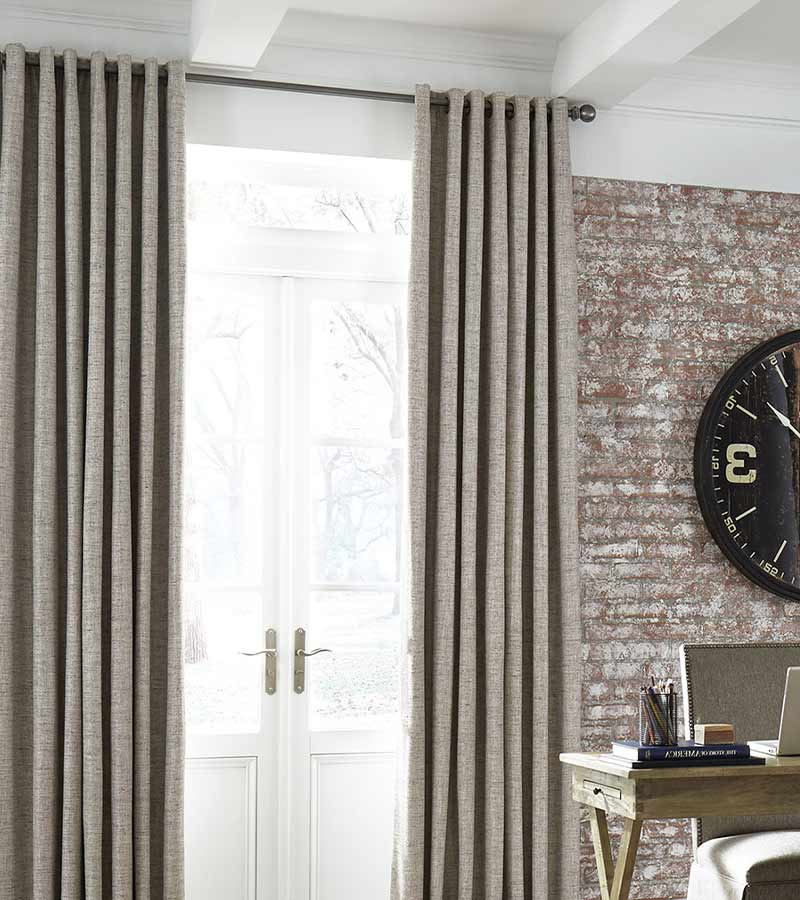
[694,328,800,603]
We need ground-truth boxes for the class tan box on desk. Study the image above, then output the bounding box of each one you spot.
[694,723,735,745]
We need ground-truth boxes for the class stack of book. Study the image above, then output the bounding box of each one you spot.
[606,738,765,769]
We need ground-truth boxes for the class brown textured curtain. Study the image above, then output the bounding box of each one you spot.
[392,85,580,900]
[0,44,186,899]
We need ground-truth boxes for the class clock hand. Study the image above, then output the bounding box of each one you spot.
[767,401,800,440]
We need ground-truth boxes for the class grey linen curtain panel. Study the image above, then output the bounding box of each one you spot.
[0,45,186,898]
[392,85,580,900]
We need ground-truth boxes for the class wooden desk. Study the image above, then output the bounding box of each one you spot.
[560,751,800,900]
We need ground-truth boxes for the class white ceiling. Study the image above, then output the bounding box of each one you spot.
[697,0,800,66]
[291,0,607,38]
[293,0,800,69]
[0,0,609,39]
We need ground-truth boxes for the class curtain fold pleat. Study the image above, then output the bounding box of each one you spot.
[503,93,530,900]
[132,54,158,900]
[61,45,87,900]
[32,43,62,900]
[529,93,553,892]
[427,82,462,900]
[0,41,31,898]
[392,84,580,900]
[163,54,187,899]
[0,42,186,900]
[82,49,107,900]
[482,90,508,900]
[110,52,134,900]
[456,88,482,900]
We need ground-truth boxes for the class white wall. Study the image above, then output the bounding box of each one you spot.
[186,83,415,161]
[571,107,800,194]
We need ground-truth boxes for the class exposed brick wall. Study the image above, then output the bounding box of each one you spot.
[574,177,800,900]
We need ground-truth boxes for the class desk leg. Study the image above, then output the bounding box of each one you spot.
[585,807,642,900]
[610,817,642,900]
[588,807,614,900]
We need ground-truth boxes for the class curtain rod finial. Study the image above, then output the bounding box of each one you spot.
[570,103,597,123]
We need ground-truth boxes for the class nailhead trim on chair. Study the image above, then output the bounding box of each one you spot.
[681,642,800,847]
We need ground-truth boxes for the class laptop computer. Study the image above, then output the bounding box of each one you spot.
[749,667,800,756]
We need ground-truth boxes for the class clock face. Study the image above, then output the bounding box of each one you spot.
[695,330,800,601]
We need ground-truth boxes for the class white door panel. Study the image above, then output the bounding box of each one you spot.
[185,757,257,900]
[311,753,396,900]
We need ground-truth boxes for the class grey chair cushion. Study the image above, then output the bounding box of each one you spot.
[681,643,800,844]
[696,830,800,884]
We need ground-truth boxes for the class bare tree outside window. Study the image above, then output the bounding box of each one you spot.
[311,191,406,617]
[185,300,259,664]
[188,179,409,235]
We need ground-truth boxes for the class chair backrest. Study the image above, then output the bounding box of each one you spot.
[680,642,800,847]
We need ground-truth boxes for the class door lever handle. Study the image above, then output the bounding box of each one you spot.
[293,628,333,694]
[239,628,277,695]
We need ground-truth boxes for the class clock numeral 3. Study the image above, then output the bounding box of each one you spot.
[725,443,757,484]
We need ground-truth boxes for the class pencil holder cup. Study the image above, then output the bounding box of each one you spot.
[639,690,678,746]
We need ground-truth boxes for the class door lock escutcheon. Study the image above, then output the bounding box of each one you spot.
[293,627,332,694]
[240,628,277,695]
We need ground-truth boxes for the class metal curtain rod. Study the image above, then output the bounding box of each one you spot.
[186,71,598,122]
[0,51,597,122]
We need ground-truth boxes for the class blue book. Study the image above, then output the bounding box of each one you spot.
[612,740,750,762]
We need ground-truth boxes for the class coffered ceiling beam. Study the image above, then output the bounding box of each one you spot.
[552,0,763,108]
[190,0,288,67]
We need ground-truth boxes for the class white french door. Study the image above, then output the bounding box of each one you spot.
[182,146,410,900]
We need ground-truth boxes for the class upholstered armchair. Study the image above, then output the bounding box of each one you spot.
[681,643,800,900]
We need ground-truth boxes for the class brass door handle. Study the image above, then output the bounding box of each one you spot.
[239,628,277,695]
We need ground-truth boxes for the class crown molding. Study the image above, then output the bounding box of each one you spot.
[247,10,557,98]
[0,1,189,58]
[269,11,558,76]
[622,52,800,126]
[680,53,800,92]
[0,2,189,36]
[613,103,800,132]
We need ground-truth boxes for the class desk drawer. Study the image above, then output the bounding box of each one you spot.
[583,779,622,801]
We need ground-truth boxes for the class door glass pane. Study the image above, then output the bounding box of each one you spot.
[310,299,405,441]
[311,446,402,583]
[184,440,264,584]
[308,591,400,731]
[184,589,262,734]
[186,275,268,439]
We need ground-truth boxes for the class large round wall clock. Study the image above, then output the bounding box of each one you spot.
[695,330,800,601]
